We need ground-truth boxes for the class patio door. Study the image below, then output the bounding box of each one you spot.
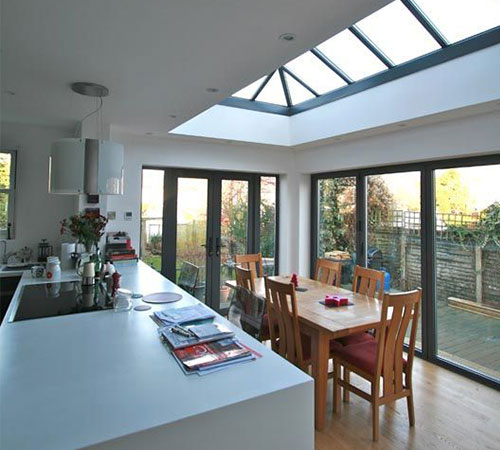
[143,168,278,312]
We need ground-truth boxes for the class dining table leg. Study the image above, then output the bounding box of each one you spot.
[312,329,330,431]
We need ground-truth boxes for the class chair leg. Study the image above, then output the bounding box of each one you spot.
[333,362,341,414]
[343,368,350,403]
[407,389,415,426]
[372,401,379,441]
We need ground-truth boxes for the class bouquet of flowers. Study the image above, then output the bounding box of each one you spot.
[60,212,108,253]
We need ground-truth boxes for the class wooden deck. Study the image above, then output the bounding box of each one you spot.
[436,302,500,379]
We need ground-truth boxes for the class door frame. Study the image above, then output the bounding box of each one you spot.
[310,153,500,389]
[142,166,279,311]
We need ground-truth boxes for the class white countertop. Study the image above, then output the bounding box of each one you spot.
[0,261,312,450]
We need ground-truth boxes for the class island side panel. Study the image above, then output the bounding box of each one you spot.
[87,380,314,450]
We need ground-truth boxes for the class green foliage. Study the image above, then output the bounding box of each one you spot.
[221,181,248,256]
[260,201,276,257]
[447,202,500,248]
[60,212,108,250]
[0,153,11,230]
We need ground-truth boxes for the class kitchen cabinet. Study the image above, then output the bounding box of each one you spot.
[0,276,21,323]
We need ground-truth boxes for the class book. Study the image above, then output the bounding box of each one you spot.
[173,338,251,370]
[155,304,216,325]
[161,322,234,350]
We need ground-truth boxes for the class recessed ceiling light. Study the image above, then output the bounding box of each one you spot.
[145,132,154,136]
[169,114,177,119]
[279,33,296,42]
[206,87,219,93]
[3,90,16,96]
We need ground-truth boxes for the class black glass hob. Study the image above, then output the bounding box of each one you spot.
[13,281,113,322]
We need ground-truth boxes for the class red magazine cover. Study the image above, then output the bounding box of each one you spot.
[174,338,250,370]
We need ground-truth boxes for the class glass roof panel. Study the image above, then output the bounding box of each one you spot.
[415,0,500,43]
[284,73,316,104]
[232,76,266,99]
[316,29,388,81]
[255,71,287,106]
[356,0,441,65]
[285,51,347,94]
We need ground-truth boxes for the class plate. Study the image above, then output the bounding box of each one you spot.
[142,292,183,304]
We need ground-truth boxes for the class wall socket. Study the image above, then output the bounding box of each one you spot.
[124,211,133,221]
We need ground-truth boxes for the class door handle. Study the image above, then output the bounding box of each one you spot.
[201,237,214,257]
[216,237,222,257]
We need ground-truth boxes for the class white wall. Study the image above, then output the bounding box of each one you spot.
[0,122,75,257]
[106,131,298,273]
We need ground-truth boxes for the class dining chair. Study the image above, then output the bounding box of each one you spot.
[235,266,255,292]
[315,258,342,287]
[336,265,387,400]
[331,288,421,441]
[227,286,266,341]
[235,253,263,279]
[264,277,341,371]
[352,265,385,300]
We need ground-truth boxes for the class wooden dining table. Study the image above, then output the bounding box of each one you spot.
[225,275,384,431]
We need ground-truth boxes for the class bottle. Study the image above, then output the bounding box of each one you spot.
[46,256,61,281]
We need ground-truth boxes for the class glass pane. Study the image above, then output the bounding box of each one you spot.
[285,51,347,95]
[255,71,287,106]
[416,0,500,43]
[316,30,387,80]
[367,172,422,349]
[434,164,500,380]
[232,76,266,99]
[140,169,164,272]
[176,178,208,303]
[220,179,249,309]
[356,0,440,64]
[0,193,9,231]
[0,153,11,189]
[260,176,277,275]
[317,177,356,287]
[284,73,315,104]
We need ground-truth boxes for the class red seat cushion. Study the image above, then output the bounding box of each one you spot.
[332,340,407,376]
[335,332,375,347]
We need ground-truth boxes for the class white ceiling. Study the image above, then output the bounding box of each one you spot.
[1,0,390,134]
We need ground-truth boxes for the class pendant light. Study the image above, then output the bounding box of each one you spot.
[48,82,124,195]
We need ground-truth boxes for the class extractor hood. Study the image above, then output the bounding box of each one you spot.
[48,82,124,195]
[49,138,124,195]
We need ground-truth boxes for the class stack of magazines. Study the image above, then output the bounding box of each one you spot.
[155,305,261,376]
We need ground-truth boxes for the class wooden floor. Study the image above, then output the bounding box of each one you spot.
[315,358,500,450]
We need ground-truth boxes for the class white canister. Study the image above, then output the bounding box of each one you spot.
[46,256,61,281]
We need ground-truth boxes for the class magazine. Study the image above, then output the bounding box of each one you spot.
[160,322,234,350]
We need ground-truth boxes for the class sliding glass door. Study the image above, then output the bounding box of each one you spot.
[434,164,500,380]
[312,155,500,387]
[140,168,279,311]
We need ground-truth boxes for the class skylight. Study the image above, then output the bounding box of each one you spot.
[226,0,500,114]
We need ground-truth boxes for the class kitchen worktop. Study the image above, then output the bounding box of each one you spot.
[0,261,313,450]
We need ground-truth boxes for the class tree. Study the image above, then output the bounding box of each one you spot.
[435,169,470,214]
[0,154,11,230]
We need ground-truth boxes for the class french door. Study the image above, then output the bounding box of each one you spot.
[141,168,278,312]
[312,154,500,388]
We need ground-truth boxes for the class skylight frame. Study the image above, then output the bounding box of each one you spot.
[223,0,500,116]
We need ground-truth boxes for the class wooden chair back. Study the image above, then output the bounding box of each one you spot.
[375,288,421,398]
[315,258,342,287]
[235,253,263,279]
[352,265,385,300]
[235,266,255,292]
[264,277,304,368]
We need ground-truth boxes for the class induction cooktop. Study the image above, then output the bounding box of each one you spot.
[13,281,113,322]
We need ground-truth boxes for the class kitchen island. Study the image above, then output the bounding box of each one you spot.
[0,262,314,450]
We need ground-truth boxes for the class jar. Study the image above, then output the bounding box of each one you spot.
[114,288,132,312]
[46,256,61,281]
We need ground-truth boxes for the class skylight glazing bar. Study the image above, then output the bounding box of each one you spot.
[282,67,319,97]
[251,72,274,101]
[278,68,293,107]
[349,25,394,68]
[310,49,353,84]
[401,0,450,47]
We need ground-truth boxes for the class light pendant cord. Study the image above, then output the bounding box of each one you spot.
[74,96,104,137]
